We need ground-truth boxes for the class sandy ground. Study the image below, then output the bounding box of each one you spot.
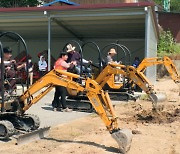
[0,78,179,154]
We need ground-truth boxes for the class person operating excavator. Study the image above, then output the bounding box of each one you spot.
[52,52,76,112]
[0,47,26,95]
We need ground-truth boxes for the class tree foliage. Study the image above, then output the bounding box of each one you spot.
[0,0,42,7]
[170,0,180,12]
[153,0,180,12]
[157,30,180,56]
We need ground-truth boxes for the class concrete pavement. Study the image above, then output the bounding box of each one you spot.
[26,89,91,128]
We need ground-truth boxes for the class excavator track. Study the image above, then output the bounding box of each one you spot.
[3,113,41,132]
[0,120,15,140]
[13,114,49,145]
[21,114,40,130]
[0,112,41,138]
[0,113,49,145]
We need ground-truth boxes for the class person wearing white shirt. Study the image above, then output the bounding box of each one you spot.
[38,56,47,77]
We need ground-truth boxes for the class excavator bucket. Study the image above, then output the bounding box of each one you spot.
[149,93,167,104]
[111,129,133,153]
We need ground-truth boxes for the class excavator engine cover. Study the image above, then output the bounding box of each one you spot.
[111,129,132,153]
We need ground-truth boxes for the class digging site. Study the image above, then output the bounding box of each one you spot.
[0,78,179,154]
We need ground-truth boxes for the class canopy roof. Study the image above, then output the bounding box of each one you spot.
[0,2,158,41]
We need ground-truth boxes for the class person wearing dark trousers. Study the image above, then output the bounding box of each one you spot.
[52,52,76,112]
[38,55,47,78]
[52,86,67,111]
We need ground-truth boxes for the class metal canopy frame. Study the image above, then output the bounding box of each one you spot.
[0,2,158,71]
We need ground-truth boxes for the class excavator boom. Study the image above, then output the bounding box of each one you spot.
[17,69,132,153]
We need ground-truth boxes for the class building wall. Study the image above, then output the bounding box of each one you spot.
[158,12,180,43]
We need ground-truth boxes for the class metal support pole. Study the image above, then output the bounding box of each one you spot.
[145,7,148,58]
[48,16,51,71]
[0,42,5,112]
[145,7,157,84]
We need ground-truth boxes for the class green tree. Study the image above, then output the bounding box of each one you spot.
[0,0,42,7]
[157,30,180,56]
[170,0,180,12]
[153,0,180,12]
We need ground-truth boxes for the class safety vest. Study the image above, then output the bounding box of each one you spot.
[54,58,67,71]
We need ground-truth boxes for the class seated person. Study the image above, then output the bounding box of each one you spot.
[66,44,92,78]
[132,57,140,68]
[0,47,26,94]
[105,48,123,82]
[105,48,117,64]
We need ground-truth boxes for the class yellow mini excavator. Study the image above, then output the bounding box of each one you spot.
[0,69,132,153]
[95,63,161,105]
[98,56,179,100]
[67,61,168,109]
[137,56,180,84]
[131,56,180,96]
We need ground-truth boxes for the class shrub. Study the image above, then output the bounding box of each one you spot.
[157,30,180,57]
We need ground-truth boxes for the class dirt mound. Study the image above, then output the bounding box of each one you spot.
[121,107,180,124]
[136,108,180,124]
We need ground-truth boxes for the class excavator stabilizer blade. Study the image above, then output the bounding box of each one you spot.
[15,127,50,145]
[111,129,132,153]
[149,93,167,104]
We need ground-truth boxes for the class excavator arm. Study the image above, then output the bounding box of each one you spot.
[18,69,83,112]
[95,63,158,104]
[17,69,132,153]
[95,64,127,88]
[137,56,180,83]
[137,56,180,96]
